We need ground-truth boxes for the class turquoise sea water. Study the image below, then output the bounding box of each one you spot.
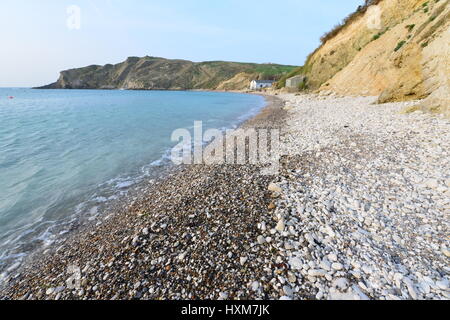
[0,88,265,272]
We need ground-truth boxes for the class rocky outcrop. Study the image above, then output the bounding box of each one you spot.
[286,0,449,116]
[39,56,296,91]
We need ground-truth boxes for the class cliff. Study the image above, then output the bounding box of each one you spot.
[39,56,297,91]
[282,0,449,116]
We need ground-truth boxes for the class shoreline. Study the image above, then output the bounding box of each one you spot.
[0,89,266,276]
[0,92,287,300]
[2,92,449,301]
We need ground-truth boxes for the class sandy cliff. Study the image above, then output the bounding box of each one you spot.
[289,0,449,116]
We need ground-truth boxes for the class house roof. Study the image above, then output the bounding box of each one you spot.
[253,80,275,84]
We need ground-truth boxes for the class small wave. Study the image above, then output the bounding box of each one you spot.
[93,196,108,203]
[116,181,135,189]
[0,90,266,277]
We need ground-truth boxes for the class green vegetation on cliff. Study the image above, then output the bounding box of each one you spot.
[39,56,297,91]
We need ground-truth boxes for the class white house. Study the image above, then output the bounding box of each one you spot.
[250,80,275,90]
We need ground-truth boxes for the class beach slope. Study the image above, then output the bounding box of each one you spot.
[1,93,449,300]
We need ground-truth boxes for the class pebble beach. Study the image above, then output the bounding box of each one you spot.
[1,93,449,300]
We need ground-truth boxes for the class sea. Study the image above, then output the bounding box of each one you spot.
[0,88,265,275]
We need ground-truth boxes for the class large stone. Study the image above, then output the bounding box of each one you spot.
[442,248,450,258]
[332,278,350,290]
[290,257,303,270]
[276,219,286,232]
[332,263,344,271]
[268,183,283,193]
[257,236,266,245]
[46,288,55,295]
[283,285,294,297]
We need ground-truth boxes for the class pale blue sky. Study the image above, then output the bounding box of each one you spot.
[0,0,364,87]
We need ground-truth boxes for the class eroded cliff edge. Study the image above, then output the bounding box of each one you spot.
[281,0,449,116]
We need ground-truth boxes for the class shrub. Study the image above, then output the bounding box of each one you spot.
[394,40,406,51]
[372,29,388,42]
[406,24,415,32]
[298,80,308,91]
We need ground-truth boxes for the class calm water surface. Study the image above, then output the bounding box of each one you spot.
[0,88,265,273]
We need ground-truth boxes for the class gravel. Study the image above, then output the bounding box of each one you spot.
[269,93,449,300]
[1,93,448,300]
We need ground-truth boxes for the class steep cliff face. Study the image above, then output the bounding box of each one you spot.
[40,56,296,91]
[291,0,449,116]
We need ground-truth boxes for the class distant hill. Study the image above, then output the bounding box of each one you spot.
[39,56,297,91]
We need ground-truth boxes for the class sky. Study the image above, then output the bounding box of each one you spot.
[0,0,365,87]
